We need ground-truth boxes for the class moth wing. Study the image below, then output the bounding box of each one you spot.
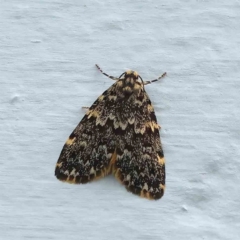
[114,97,165,200]
[55,87,117,184]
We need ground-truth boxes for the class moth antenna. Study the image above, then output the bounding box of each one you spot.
[144,72,167,85]
[96,64,119,81]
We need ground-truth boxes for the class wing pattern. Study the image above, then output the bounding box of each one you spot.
[55,68,166,200]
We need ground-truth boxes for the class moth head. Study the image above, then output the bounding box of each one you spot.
[117,70,144,96]
[119,70,144,85]
[124,70,139,79]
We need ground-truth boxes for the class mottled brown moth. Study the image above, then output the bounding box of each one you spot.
[55,65,166,200]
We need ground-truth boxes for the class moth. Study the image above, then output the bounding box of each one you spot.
[55,65,166,200]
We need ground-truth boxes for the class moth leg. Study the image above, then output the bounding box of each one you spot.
[96,64,119,81]
[144,72,167,85]
[81,106,89,114]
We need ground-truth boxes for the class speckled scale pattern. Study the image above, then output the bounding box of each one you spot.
[55,68,166,200]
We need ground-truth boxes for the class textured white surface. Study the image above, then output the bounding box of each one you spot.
[1,1,240,239]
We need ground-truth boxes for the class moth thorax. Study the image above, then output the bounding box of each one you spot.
[121,71,141,95]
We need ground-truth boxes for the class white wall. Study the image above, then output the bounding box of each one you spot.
[1,1,239,239]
